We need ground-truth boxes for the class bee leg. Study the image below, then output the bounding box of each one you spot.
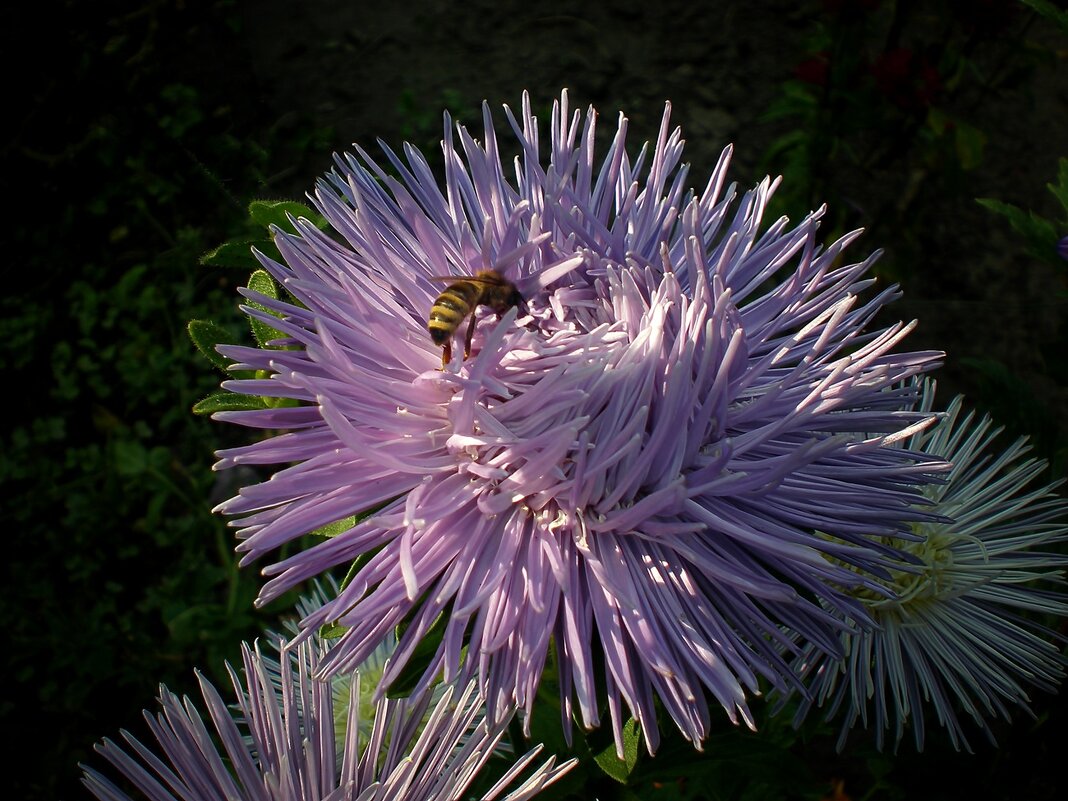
[440,341,452,369]
[463,311,478,359]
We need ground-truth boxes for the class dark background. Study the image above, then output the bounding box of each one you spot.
[4,1,1067,798]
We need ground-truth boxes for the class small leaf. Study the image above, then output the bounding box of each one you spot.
[188,319,236,372]
[593,718,642,783]
[310,516,357,538]
[318,621,348,640]
[977,198,1059,263]
[246,269,288,347]
[248,199,327,235]
[248,269,279,301]
[953,120,987,170]
[200,239,276,269]
[192,391,268,415]
[926,107,950,136]
[113,439,148,477]
[1019,0,1068,34]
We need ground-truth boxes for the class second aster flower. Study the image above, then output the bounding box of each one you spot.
[213,91,945,752]
[778,383,1068,752]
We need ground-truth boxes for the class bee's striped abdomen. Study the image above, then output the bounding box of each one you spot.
[428,281,481,345]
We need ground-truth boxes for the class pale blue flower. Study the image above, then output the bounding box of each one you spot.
[781,383,1068,751]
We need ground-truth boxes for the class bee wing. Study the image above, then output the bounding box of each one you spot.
[427,274,500,284]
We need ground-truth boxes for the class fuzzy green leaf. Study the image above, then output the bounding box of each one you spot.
[192,391,267,415]
[593,718,642,783]
[318,622,348,640]
[188,319,235,372]
[247,269,279,301]
[248,200,327,235]
[310,516,357,539]
[246,269,288,346]
[200,239,277,269]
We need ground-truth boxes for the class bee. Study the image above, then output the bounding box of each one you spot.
[427,269,526,367]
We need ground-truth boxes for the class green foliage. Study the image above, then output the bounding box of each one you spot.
[246,268,288,346]
[187,319,239,372]
[4,3,336,797]
[192,390,268,415]
[1020,0,1068,33]
[757,0,1057,282]
[592,719,642,784]
[199,201,327,270]
[247,199,328,234]
[200,238,275,269]
[978,157,1068,268]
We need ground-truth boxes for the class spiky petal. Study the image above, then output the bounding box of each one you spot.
[81,639,573,801]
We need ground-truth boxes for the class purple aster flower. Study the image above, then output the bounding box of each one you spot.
[81,638,573,801]
[1057,235,1068,262]
[212,91,945,752]
[779,382,1068,752]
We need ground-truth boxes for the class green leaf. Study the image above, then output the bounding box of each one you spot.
[592,718,641,784]
[187,319,235,372]
[1019,0,1068,34]
[246,269,288,347]
[248,199,327,235]
[113,439,148,477]
[318,621,348,640]
[248,268,279,301]
[310,516,357,538]
[200,239,276,269]
[976,197,1059,262]
[192,390,268,415]
[953,120,987,170]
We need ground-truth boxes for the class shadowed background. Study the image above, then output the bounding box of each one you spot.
[4,1,1067,798]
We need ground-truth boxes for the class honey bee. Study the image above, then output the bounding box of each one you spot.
[427,269,526,367]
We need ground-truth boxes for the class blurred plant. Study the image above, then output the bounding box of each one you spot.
[977,157,1068,271]
[4,2,339,797]
[970,157,1068,474]
[760,0,1057,280]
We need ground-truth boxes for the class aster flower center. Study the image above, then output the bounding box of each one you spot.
[433,260,739,540]
[847,525,982,616]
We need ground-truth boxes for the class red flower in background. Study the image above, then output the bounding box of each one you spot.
[872,48,941,110]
